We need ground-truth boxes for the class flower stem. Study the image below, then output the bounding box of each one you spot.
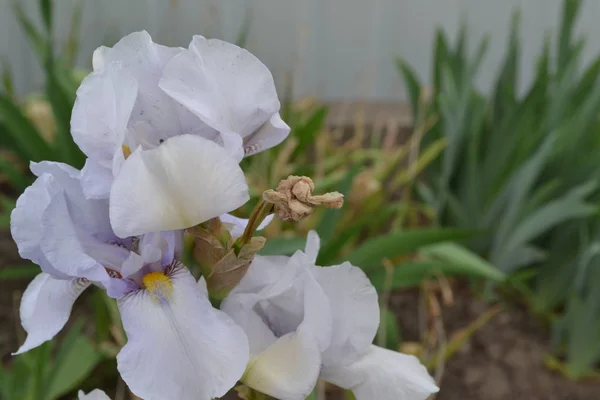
[233,199,273,254]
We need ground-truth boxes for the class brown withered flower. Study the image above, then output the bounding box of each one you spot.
[263,176,344,222]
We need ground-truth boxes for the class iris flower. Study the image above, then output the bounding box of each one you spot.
[221,231,439,400]
[11,162,249,400]
[70,31,288,237]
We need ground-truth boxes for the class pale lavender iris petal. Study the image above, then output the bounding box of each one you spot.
[243,113,290,157]
[137,231,181,267]
[109,134,249,238]
[78,389,111,400]
[92,31,214,148]
[70,67,138,162]
[10,174,68,279]
[40,191,110,282]
[159,35,289,156]
[12,162,116,281]
[320,345,439,400]
[30,160,80,180]
[304,230,320,264]
[309,262,379,367]
[117,265,248,400]
[101,277,138,299]
[81,158,114,199]
[219,213,274,239]
[222,255,332,399]
[159,230,183,265]
[31,162,114,242]
[14,273,90,354]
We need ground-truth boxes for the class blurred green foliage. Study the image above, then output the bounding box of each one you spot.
[0,0,85,195]
[397,0,600,377]
[0,320,104,400]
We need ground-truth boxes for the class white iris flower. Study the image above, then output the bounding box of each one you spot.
[70,31,289,237]
[11,162,249,400]
[220,231,440,400]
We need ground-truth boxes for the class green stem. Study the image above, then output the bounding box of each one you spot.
[233,200,273,254]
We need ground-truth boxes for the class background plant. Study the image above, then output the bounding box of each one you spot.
[0,0,85,199]
[397,0,600,378]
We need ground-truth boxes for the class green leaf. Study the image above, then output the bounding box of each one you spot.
[235,6,253,48]
[316,165,360,244]
[421,242,505,282]
[370,260,461,290]
[565,295,600,379]
[305,390,317,400]
[0,264,40,280]
[317,205,398,265]
[0,194,15,228]
[377,306,401,350]
[62,0,83,67]
[433,28,450,94]
[13,1,46,59]
[91,289,111,342]
[45,63,84,167]
[558,0,582,76]
[345,228,471,272]
[3,350,34,400]
[492,10,520,123]
[39,0,52,34]
[1,60,15,97]
[468,34,490,77]
[0,154,31,190]
[0,363,13,400]
[0,94,52,161]
[33,342,51,399]
[518,182,596,244]
[291,106,328,159]
[259,237,306,256]
[396,57,421,121]
[45,321,103,400]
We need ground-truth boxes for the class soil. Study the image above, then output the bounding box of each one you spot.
[390,286,600,400]
[2,230,600,400]
[0,231,31,359]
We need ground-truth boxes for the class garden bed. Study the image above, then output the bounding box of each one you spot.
[392,286,600,400]
[3,229,599,399]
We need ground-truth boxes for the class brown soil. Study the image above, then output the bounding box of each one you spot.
[0,231,30,359]
[390,286,600,400]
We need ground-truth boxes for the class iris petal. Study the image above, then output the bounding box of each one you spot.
[117,264,248,400]
[14,273,89,354]
[109,134,249,238]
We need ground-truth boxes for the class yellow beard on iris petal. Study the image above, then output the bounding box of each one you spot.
[142,271,174,304]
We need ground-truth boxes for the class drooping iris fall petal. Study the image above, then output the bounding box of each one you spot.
[117,265,249,400]
[14,273,90,354]
[320,345,439,400]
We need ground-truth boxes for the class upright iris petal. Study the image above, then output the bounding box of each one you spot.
[159,35,290,157]
[70,31,288,236]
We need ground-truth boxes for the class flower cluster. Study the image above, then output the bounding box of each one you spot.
[11,31,439,400]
